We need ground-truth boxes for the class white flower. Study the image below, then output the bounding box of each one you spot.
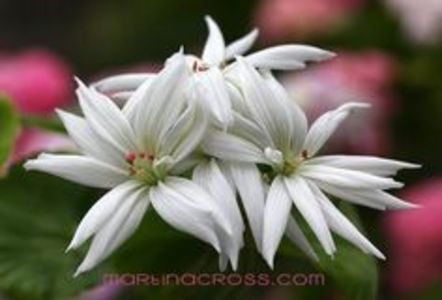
[91,16,335,127]
[202,58,420,268]
[24,53,237,276]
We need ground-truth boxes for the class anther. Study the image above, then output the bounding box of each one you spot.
[301,150,309,160]
[125,152,137,164]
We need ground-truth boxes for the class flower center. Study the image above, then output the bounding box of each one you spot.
[126,152,165,186]
[279,150,309,176]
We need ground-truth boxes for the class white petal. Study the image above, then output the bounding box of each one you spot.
[262,71,307,153]
[76,79,137,153]
[229,162,265,252]
[202,16,226,66]
[262,176,293,268]
[303,102,370,156]
[309,183,385,259]
[75,187,149,276]
[234,58,294,150]
[285,217,318,261]
[243,45,335,70]
[316,181,415,210]
[122,77,154,122]
[314,181,386,210]
[193,160,244,269]
[56,110,126,168]
[192,67,232,127]
[149,180,221,252]
[300,164,403,190]
[202,130,266,163]
[24,153,128,188]
[284,176,336,255]
[306,155,421,176]
[225,28,259,61]
[230,112,274,149]
[165,97,209,162]
[67,180,143,251]
[164,177,232,235]
[92,73,154,94]
[132,53,190,149]
[111,91,133,103]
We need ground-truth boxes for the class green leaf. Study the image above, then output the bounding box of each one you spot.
[0,166,104,300]
[0,96,20,175]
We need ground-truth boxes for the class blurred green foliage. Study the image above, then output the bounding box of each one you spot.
[0,97,20,173]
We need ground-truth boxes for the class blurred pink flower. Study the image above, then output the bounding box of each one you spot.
[11,129,73,165]
[281,51,397,155]
[254,0,365,42]
[78,283,122,300]
[386,0,442,45]
[0,49,74,174]
[0,49,72,114]
[384,178,442,294]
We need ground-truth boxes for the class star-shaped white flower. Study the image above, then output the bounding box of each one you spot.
[25,53,239,276]
[202,58,420,267]
[91,16,335,127]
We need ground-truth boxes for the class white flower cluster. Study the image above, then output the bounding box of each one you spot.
[25,17,419,276]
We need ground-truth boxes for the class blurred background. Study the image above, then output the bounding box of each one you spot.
[0,0,441,299]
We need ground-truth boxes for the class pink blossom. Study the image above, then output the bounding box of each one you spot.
[386,0,442,45]
[0,49,72,114]
[254,0,365,42]
[281,51,397,155]
[0,49,74,173]
[11,129,74,165]
[78,283,122,300]
[384,178,442,294]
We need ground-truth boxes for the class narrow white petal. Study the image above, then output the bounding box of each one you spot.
[132,53,190,149]
[284,176,336,255]
[25,153,128,189]
[192,68,232,127]
[314,181,387,210]
[164,177,232,236]
[75,188,149,276]
[202,16,226,66]
[193,160,244,269]
[76,79,137,153]
[262,71,307,153]
[67,180,143,251]
[243,45,335,70]
[234,58,294,150]
[166,98,209,162]
[262,176,293,268]
[122,77,154,122]
[230,112,274,149]
[300,164,403,190]
[202,130,266,163]
[315,181,415,210]
[91,73,154,94]
[56,110,126,168]
[149,180,221,252]
[309,183,385,259]
[306,155,421,176]
[285,217,318,261]
[225,28,259,60]
[303,102,370,157]
[229,162,265,252]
